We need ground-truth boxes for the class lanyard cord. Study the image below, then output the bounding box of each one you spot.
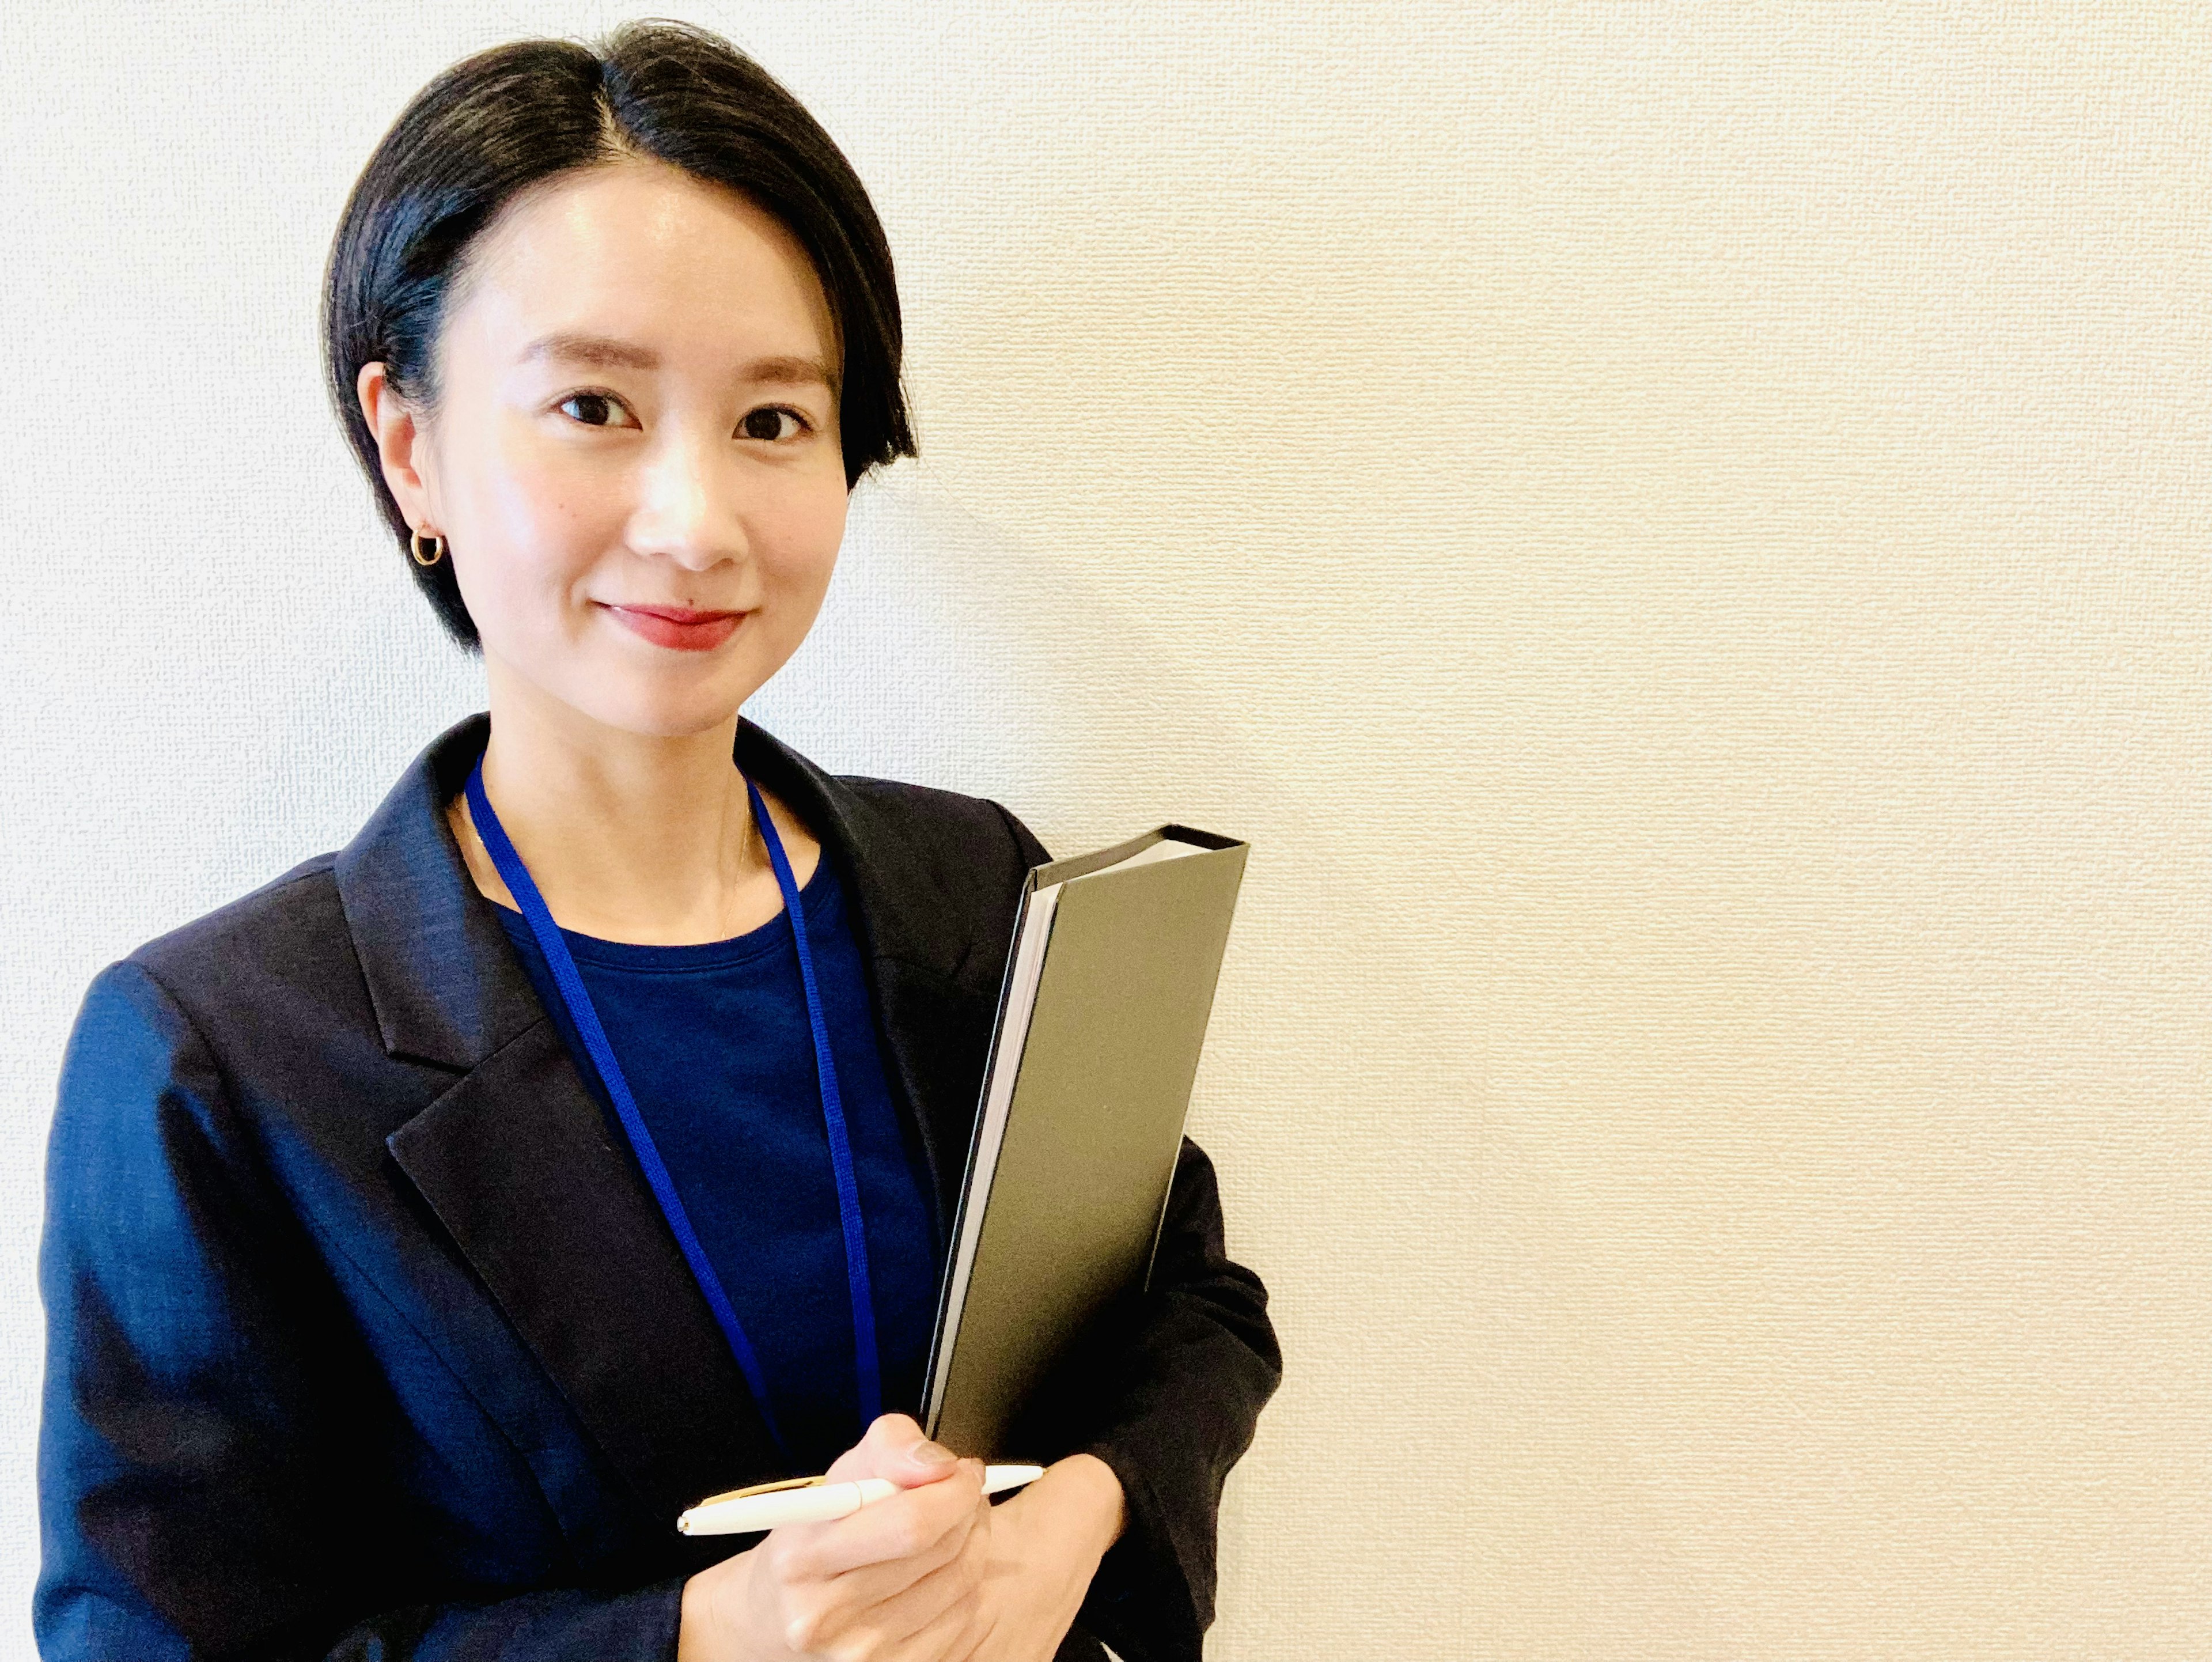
[463,758,884,1456]
[741,772,882,1433]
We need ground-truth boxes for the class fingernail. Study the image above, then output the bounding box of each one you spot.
[908,1439,959,1468]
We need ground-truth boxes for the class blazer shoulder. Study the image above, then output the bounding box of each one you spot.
[828,775,1051,989]
[837,774,1052,875]
[121,851,356,1025]
[51,859,359,1210]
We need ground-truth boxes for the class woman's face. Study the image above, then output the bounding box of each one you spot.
[363,158,850,739]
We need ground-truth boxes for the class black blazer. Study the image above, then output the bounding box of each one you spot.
[36,713,1280,1661]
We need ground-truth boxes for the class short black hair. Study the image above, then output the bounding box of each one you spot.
[323,19,916,648]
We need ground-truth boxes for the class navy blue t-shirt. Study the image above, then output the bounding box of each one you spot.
[494,857,939,1475]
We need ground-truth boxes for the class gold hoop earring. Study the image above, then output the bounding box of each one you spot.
[409,530,446,567]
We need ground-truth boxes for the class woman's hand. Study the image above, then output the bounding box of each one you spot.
[678,1414,991,1661]
[961,1453,1126,1662]
[676,1419,1127,1662]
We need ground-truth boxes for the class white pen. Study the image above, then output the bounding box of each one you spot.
[677,1463,1046,1536]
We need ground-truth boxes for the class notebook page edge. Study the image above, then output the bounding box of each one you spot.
[923,879,1064,1432]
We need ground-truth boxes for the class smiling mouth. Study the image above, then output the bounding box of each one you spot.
[600,603,746,652]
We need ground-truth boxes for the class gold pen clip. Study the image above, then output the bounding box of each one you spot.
[689,1473,825,1510]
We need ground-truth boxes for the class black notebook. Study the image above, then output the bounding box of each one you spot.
[921,823,1250,1457]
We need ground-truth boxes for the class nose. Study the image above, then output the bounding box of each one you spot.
[625,421,748,573]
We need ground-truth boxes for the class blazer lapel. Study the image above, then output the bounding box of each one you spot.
[339,714,781,1525]
[387,1022,779,1516]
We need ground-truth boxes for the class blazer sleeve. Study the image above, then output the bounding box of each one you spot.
[986,805,1284,1662]
[36,961,687,1661]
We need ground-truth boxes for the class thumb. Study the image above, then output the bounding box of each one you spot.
[824,1412,965,1487]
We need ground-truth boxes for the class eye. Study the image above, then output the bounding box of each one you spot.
[739,406,810,442]
[556,392,638,429]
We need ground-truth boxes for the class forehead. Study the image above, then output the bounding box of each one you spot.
[444,158,839,380]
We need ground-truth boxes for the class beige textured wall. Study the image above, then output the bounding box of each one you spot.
[2,3,2205,1656]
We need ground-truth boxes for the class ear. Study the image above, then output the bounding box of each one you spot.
[356,361,438,533]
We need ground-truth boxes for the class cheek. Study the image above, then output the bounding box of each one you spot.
[759,472,851,601]
[774,471,849,580]
[449,424,626,629]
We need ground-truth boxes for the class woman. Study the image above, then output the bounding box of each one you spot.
[35,22,1279,1661]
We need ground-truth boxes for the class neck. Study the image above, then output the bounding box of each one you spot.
[453,661,816,945]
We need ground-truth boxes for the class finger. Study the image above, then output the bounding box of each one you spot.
[787,1459,985,1579]
[824,1413,965,1489]
[775,1482,978,1610]
[877,1568,993,1662]
[824,1413,921,1483]
[809,1517,994,1662]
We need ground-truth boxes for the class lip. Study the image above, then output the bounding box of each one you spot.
[600,603,745,653]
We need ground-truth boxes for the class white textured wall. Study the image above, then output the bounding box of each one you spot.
[3,3,2206,1656]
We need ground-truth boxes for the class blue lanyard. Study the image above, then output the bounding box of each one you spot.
[464,758,883,1456]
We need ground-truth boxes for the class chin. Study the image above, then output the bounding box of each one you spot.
[570,682,750,742]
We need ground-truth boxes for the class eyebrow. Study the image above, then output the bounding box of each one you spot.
[522,332,658,370]
[520,332,838,391]
[744,353,840,393]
